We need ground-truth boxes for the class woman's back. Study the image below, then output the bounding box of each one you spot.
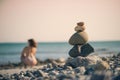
[22,47,36,57]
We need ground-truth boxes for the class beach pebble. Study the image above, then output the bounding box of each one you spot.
[74,66,86,75]
[84,68,94,75]
[12,73,19,79]
[102,57,110,62]
[0,74,3,77]
[67,70,75,75]
[94,61,110,70]
[113,74,120,80]
[65,66,73,70]
[47,63,53,68]
[57,74,75,80]
[56,57,66,63]
[90,71,112,80]
[25,71,34,77]
[37,70,47,77]
[20,76,30,80]
[0,74,4,80]
[49,71,59,76]
[56,67,64,71]
[49,75,56,80]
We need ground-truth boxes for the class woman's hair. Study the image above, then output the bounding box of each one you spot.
[28,39,37,47]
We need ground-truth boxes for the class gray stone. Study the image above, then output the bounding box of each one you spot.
[84,68,94,75]
[113,74,120,80]
[74,67,86,75]
[67,70,75,75]
[49,75,56,80]
[13,73,19,79]
[26,71,34,77]
[56,57,66,63]
[66,55,106,70]
[69,43,94,58]
[69,32,88,45]
[90,71,112,80]
[57,74,75,80]
[49,71,59,76]
[66,66,73,70]
[47,63,53,68]
[20,77,30,80]
[37,70,47,77]
[117,52,120,57]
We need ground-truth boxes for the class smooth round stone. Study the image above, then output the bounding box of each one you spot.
[58,74,75,80]
[67,70,75,75]
[10,75,15,79]
[90,71,112,80]
[113,74,120,80]
[56,57,66,63]
[20,71,25,75]
[0,74,3,77]
[47,63,53,68]
[37,70,47,77]
[74,67,86,75]
[66,66,73,70]
[49,71,59,76]
[13,73,19,79]
[25,71,34,77]
[49,75,56,80]
[20,77,30,80]
[94,61,110,70]
[69,32,88,45]
[69,43,94,57]
[84,68,94,75]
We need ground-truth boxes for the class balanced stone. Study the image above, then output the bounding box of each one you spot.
[69,43,94,57]
[69,32,88,45]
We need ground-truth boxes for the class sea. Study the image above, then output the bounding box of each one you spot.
[0,41,120,65]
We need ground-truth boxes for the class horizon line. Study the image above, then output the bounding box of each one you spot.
[0,40,120,43]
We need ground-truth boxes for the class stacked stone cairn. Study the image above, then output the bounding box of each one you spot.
[68,22,93,57]
[67,22,109,72]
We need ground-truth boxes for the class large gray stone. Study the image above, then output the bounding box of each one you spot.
[69,32,88,45]
[66,55,109,70]
[90,71,112,80]
[69,43,94,57]
[74,67,86,75]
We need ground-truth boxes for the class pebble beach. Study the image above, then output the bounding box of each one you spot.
[0,52,120,80]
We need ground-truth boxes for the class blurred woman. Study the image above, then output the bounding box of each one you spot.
[21,39,37,67]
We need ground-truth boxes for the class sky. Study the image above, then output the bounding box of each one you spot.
[0,0,120,42]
